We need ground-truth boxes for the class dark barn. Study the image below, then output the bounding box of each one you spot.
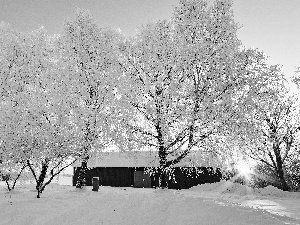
[72,152,222,189]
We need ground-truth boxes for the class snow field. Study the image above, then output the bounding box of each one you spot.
[1,180,300,225]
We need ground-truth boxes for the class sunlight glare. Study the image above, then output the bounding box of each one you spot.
[236,161,252,179]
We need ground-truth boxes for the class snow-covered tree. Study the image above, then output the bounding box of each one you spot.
[235,72,300,191]
[57,9,121,188]
[0,24,83,196]
[0,99,28,191]
[0,22,36,190]
[0,22,28,99]
[114,0,271,188]
[23,82,83,198]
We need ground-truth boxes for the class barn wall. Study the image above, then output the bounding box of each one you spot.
[149,167,222,189]
[73,167,222,189]
[167,167,222,189]
[73,167,133,187]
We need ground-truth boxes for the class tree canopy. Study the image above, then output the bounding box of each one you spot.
[0,0,299,192]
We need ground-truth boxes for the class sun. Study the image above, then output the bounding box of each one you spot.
[236,161,253,180]
[237,162,251,176]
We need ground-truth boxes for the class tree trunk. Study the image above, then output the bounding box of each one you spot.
[277,169,289,191]
[76,119,92,189]
[158,149,168,189]
[36,162,49,198]
[159,167,168,189]
[276,161,289,191]
[37,189,41,198]
[274,146,289,191]
[156,113,168,189]
[76,155,89,189]
[5,179,11,191]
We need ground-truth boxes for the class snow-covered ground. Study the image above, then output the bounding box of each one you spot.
[1,177,300,225]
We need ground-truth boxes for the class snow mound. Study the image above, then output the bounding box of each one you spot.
[190,180,294,198]
[190,180,228,192]
[254,185,290,197]
[221,182,253,195]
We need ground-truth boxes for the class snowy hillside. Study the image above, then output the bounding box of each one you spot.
[1,179,300,225]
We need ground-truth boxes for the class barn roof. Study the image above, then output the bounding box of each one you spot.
[73,150,214,168]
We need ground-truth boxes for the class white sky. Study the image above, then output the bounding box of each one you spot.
[0,0,299,81]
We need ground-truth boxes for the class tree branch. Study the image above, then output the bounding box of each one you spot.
[126,123,157,139]
[12,164,27,190]
[165,127,189,151]
[42,158,78,191]
[166,130,212,167]
[27,160,38,183]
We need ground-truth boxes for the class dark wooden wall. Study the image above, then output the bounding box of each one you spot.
[167,167,222,189]
[73,167,222,189]
[73,167,134,187]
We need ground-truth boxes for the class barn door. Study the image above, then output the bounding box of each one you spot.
[134,170,152,188]
[134,171,144,188]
